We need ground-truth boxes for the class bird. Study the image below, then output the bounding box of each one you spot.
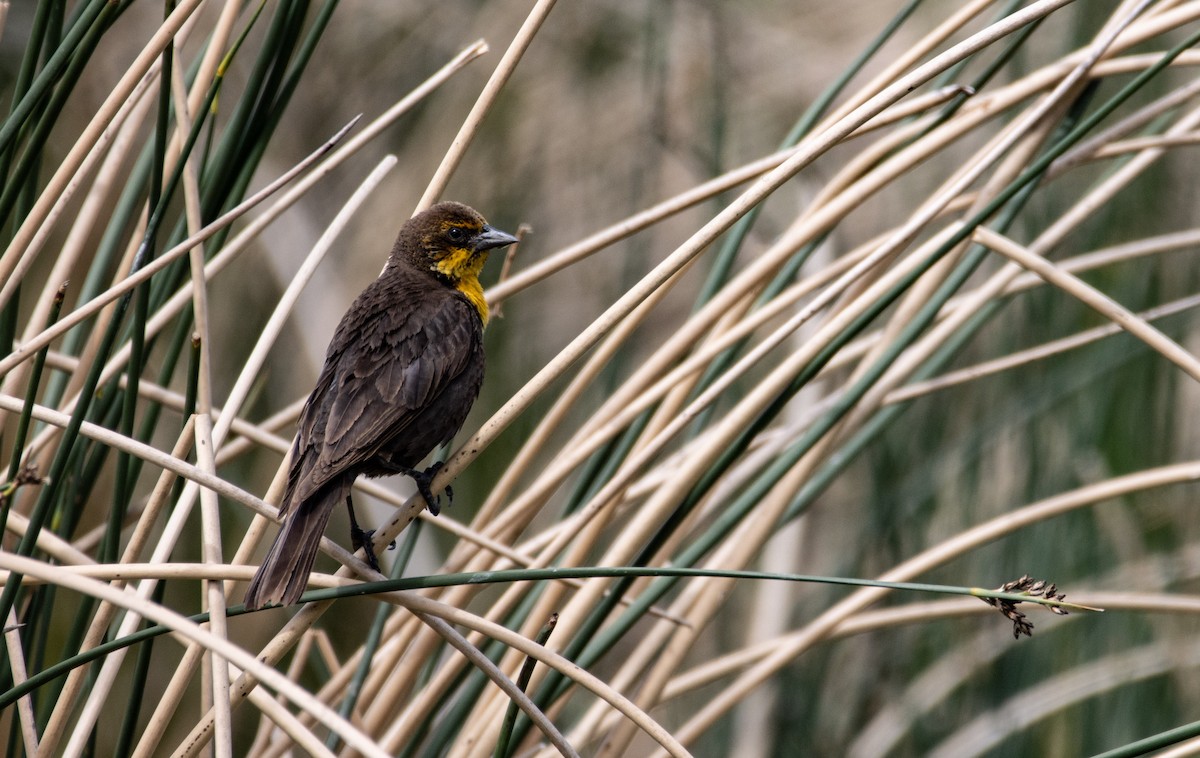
[243,201,518,609]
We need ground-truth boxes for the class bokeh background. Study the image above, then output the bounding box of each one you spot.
[2,1,1200,756]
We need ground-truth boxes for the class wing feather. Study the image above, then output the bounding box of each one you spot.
[287,271,482,503]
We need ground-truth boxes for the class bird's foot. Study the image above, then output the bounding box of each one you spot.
[404,461,452,516]
[345,493,391,572]
[350,524,381,572]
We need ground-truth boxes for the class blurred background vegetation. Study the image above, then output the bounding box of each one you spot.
[2,1,1200,756]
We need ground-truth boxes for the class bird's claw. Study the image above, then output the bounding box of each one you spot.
[350,525,381,572]
[405,461,452,516]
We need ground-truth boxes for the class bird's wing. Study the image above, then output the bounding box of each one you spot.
[307,285,480,487]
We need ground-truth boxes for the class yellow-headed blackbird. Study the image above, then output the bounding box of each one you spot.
[243,202,517,609]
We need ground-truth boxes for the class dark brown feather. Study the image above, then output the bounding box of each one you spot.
[244,202,511,609]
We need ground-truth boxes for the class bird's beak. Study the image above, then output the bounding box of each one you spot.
[473,225,519,253]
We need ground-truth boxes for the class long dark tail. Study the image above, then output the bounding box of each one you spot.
[243,479,351,609]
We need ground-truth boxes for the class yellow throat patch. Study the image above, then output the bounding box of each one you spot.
[434,246,490,326]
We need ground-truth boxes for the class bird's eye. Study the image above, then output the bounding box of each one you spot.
[447,227,465,243]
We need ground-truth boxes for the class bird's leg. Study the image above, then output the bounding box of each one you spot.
[403,461,451,517]
[403,462,450,516]
[345,494,381,572]
[375,457,452,516]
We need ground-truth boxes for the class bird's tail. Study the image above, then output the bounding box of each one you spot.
[243,479,350,609]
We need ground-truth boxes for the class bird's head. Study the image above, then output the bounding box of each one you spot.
[393,201,519,324]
